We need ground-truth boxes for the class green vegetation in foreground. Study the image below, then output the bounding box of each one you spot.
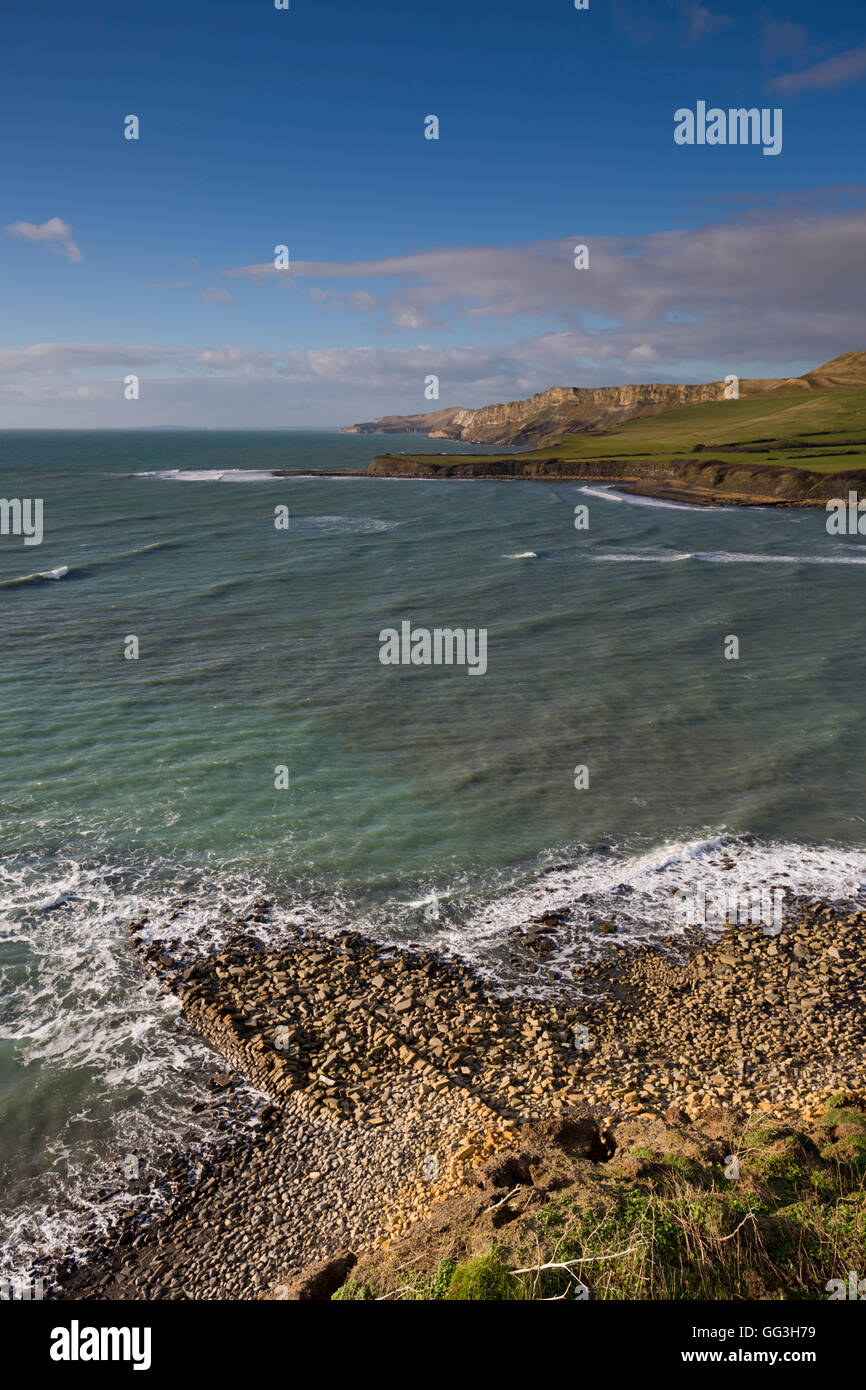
[390,388,866,474]
[333,1097,866,1300]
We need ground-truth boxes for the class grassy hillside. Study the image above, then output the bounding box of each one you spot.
[552,388,866,466]
[399,388,866,474]
[547,388,866,470]
[334,1098,866,1301]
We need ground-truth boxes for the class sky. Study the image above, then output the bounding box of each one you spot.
[2,0,866,427]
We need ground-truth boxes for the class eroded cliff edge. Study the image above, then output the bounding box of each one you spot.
[345,382,754,447]
[366,451,866,507]
[344,353,866,451]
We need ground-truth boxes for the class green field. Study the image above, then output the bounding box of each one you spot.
[404,388,866,474]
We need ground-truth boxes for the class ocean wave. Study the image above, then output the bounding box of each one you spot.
[93,540,177,564]
[578,485,718,513]
[0,565,69,588]
[428,834,866,980]
[593,548,866,566]
[134,469,279,482]
[0,540,183,590]
[0,855,287,1278]
[593,550,694,563]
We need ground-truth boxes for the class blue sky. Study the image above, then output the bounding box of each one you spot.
[3,0,866,425]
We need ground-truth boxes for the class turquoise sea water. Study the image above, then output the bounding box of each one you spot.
[3,428,866,1274]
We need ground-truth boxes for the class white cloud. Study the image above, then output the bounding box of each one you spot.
[769,43,866,95]
[0,343,175,374]
[3,198,866,425]
[193,345,276,372]
[221,204,866,366]
[5,217,83,262]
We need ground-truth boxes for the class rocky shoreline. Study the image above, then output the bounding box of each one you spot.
[265,460,853,508]
[262,458,866,508]
[45,889,866,1300]
[366,452,866,507]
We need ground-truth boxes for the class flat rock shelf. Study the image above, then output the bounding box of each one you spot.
[52,896,866,1299]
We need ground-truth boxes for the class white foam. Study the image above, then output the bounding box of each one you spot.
[134,469,278,482]
[289,515,396,535]
[0,856,294,1276]
[579,485,716,513]
[414,835,866,977]
[594,550,694,563]
[594,548,866,566]
[0,566,71,588]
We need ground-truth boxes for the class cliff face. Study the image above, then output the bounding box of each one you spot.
[366,450,866,507]
[343,406,466,437]
[432,383,731,445]
[344,378,804,447]
[343,354,866,449]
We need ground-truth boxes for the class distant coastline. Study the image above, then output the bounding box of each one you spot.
[331,351,866,507]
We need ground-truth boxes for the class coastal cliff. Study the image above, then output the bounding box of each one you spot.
[344,353,866,449]
[345,377,805,447]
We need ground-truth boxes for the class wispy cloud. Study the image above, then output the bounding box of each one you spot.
[5,217,83,262]
[221,204,866,358]
[677,0,729,43]
[761,11,811,65]
[3,199,866,424]
[769,42,866,95]
[0,343,174,374]
[613,0,729,46]
[199,286,233,307]
[306,287,378,313]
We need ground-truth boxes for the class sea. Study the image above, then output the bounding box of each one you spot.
[2,427,866,1280]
